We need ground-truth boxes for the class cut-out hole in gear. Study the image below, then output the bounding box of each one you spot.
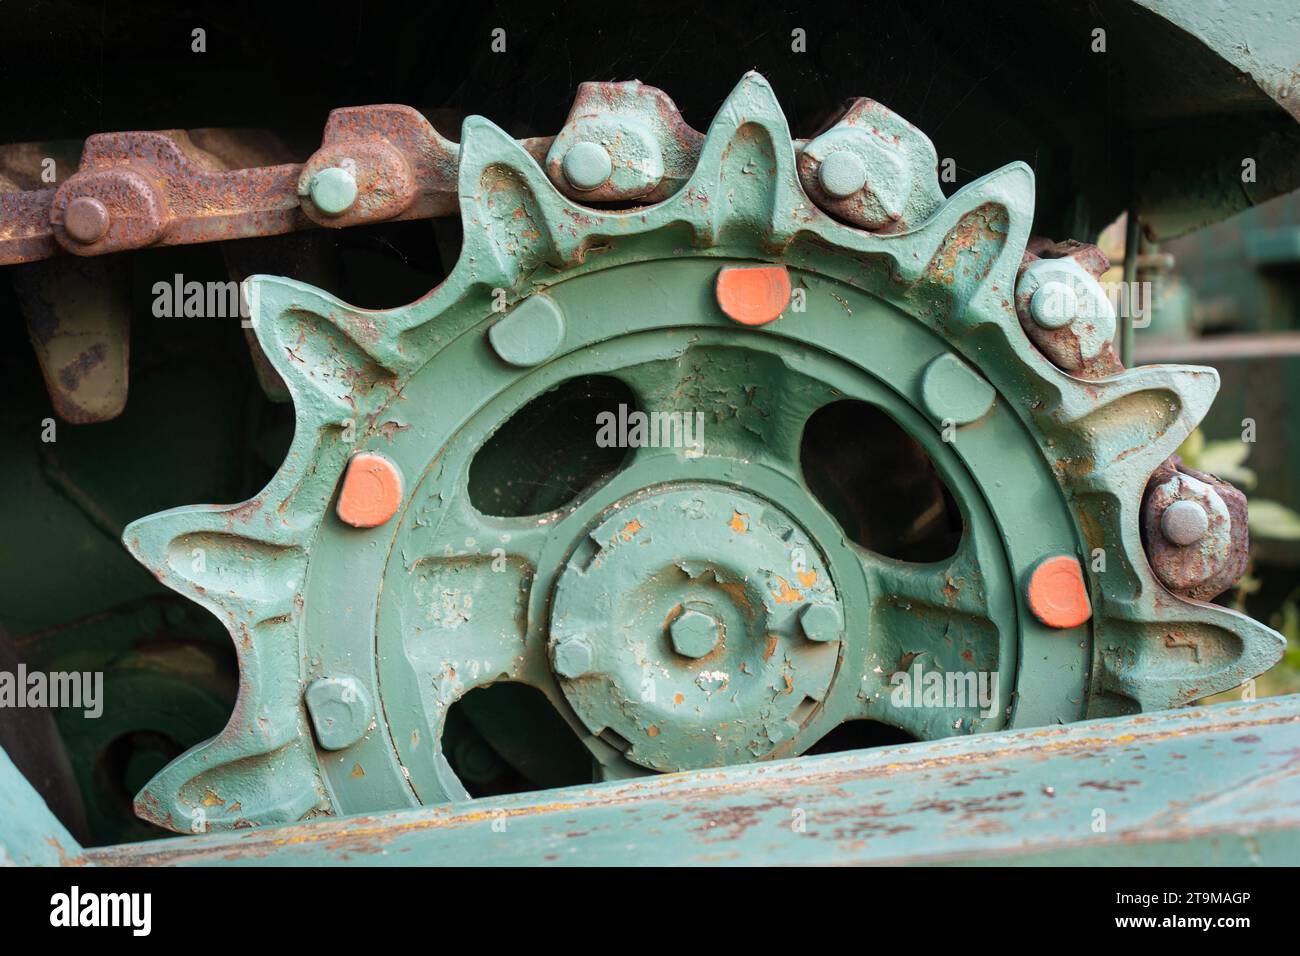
[94,730,184,830]
[442,683,593,799]
[469,375,636,518]
[804,720,918,755]
[800,400,962,562]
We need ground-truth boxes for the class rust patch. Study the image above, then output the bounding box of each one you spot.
[771,575,804,605]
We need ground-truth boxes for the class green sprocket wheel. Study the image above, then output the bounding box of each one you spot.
[123,74,1283,833]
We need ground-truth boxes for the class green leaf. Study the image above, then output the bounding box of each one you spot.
[1197,440,1256,489]
[1175,428,1205,466]
[1248,499,1300,540]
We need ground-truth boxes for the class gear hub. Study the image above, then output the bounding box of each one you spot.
[550,484,841,771]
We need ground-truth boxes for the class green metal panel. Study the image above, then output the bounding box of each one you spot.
[0,747,84,866]
[84,696,1300,867]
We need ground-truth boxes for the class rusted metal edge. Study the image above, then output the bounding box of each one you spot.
[79,695,1300,867]
[0,79,875,267]
[0,89,697,266]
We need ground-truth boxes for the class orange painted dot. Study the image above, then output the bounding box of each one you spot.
[337,452,403,528]
[1027,555,1092,629]
[716,265,791,326]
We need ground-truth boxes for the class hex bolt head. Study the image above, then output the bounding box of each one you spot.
[1161,499,1210,547]
[309,166,359,216]
[552,635,595,679]
[818,149,869,199]
[305,676,373,751]
[669,608,721,659]
[561,141,613,191]
[64,196,111,244]
[799,602,843,642]
[1029,279,1079,329]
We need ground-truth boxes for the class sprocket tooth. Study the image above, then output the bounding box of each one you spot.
[904,161,1035,328]
[1052,365,1219,491]
[682,71,805,247]
[135,729,324,833]
[247,274,407,400]
[1096,606,1285,712]
[121,511,322,832]
[456,115,565,290]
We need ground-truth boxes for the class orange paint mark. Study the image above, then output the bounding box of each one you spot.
[783,675,794,695]
[337,452,403,528]
[673,693,684,706]
[796,568,817,589]
[351,762,365,778]
[1027,555,1092,629]
[762,634,779,662]
[619,519,643,541]
[716,265,791,326]
[729,510,749,533]
[201,790,223,807]
[771,575,804,604]
[647,725,660,738]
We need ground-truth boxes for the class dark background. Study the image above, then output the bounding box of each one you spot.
[0,0,1235,241]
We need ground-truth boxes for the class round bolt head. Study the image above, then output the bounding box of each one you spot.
[337,452,403,528]
[669,608,721,659]
[488,294,566,367]
[818,149,869,199]
[1161,499,1210,547]
[798,602,843,642]
[561,141,612,191]
[310,166,359,216]
[64,196,111,244]
[1027,555,1092,629]
[716,264,791,326]
[1030,279,1079,329]
[553,635,595,679]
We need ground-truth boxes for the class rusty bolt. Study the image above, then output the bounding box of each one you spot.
[1029,280,1079,330]
[64,196,111,244]
[552,634,595,679]
[818,150,869,199]
[309,166,359,216]
[799,602,843,643]
[669,607,721,659]
[1161,499,1210,547]
[561,141,613,191]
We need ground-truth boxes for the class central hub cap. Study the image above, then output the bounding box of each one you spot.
[549,483,842,771]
